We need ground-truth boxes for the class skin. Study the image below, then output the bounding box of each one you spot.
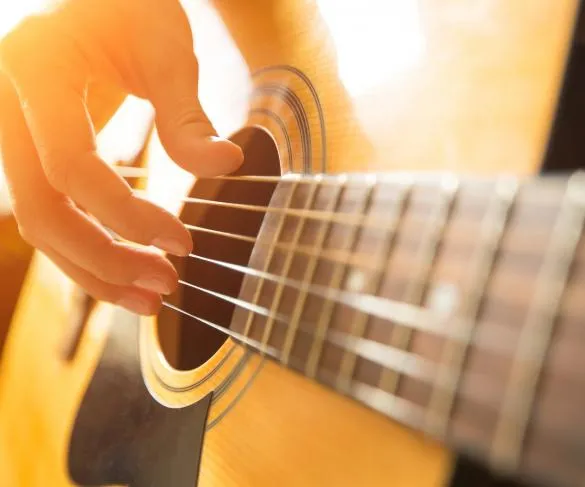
[0,0,244,315]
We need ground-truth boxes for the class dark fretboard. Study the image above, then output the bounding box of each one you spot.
[224,171,585,487]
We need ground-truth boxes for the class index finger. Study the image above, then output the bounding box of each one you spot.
[0,18,192,256]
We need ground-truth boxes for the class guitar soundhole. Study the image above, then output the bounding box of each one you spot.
[157,126,281,370]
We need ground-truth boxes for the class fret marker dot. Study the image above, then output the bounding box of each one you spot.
[346,270,366,292]
[428,282,459,315]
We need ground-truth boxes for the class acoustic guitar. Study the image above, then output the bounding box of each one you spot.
[1,1,584,486]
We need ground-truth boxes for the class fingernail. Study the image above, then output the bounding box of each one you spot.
[133,277,172,295]
[152,237,190,256]
[117,295,153,315]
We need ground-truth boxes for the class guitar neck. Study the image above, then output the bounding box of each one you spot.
[229,170,585,487]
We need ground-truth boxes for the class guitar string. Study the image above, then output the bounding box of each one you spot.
[163,282,441,383]
[177,184,440,366]
[115,167,568,207]
[305,180,376,378]
[132,171,577,348]
[379,177,459,395]
[491,171,585,468]
[185,223,388,271]
[162,273,585,454]
[182,218,570,318]
[122,168,580,353]
[176,274,447,338]
[115,168,412,186]
[121,167,570,277]
[124,167,584,456]
[181,229,452,337]
[162,273,528,398]
[162,301,281,360]
[238,180,301,346]
[114,166,557,195]
[161,301,435,389]
[183,218,578,284]
[183,222,519,274]
[179,253,515,352]
[153,180,575,344]
[279,182,346,367]
[117,166,572,317]
[424,177,518,437]
[181,195,396,229]
[164,264,585,435]
[258,181,321,357]
[180,209,577,343]
[134,184,562,262]
[335,180,411,391]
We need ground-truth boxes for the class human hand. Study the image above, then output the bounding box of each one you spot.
[0,0,243,315]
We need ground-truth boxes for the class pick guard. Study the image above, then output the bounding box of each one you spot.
[68,308,212,487]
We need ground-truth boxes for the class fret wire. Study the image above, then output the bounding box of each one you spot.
[240,181,300,340]
[188,253,452,339]
[186,223,385,270]
[259,180,320,354]
[173,272,554,397]
[280,182,346,366]
[176,249,585,442]
[177,275,438,359]
[335,180,412,392]
[186,222,412,272]
[424,176,518,438]
[378,175,460,395]
[491,171,585,470]
[305,180,377,379]
[173,278,439,383]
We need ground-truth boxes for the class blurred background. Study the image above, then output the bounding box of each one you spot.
[0,1,48,356]
[0,1,47,212]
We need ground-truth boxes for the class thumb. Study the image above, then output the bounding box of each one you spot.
[146,48,243,178]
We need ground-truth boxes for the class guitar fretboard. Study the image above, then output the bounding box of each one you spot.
[224,171,585,487]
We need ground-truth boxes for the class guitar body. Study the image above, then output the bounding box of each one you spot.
[0,1,581,486]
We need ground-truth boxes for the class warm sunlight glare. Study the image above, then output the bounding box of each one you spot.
[145,0,250,215]
[0,1,47,38]
[317,0,425,96]
[0,1,49,214]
